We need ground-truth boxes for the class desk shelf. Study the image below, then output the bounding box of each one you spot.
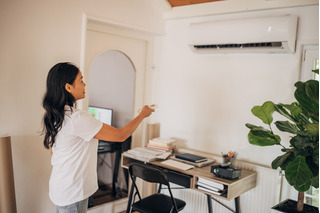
[121,155,257,201]
[192,169,257,200]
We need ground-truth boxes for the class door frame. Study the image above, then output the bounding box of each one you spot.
[80,14,157,148]
[300,44,319,81]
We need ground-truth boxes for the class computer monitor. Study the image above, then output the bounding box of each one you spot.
[88,106,113,126]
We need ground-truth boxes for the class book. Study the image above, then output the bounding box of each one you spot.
[124,147,171,162]
[148,137,176,148]
[197,185,227,196]
[197,177,224,190]
[148,141,172,148]
[175,153,207,163]
[170,156,215,168]
[122,152,157,162]
[128,148,159,159]
[197,182,222,192]
[146,144,173,152]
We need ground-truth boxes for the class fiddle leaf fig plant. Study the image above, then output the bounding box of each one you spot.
[245,70,319,212]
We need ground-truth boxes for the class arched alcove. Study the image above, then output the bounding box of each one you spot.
[88,50,135,206]
[89,50,135,128]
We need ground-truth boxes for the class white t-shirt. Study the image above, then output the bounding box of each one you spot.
[49,106,103,206]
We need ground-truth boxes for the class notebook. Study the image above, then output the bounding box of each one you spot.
[170,156,215,167]
[175,153,207,163]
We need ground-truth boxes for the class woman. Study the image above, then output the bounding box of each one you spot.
[42,62,154,212]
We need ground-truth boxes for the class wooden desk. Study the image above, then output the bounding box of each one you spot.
[122,155,257,213]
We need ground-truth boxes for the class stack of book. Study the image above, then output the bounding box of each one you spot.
[196,177,227,196]
[123,147,171,162]
[146,137,176,152]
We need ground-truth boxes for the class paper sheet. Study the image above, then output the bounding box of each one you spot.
[161,159,194,171]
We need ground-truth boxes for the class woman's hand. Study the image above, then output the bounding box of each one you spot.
[139,105,155,118]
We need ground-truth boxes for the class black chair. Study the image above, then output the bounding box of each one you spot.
[127,163,186,213]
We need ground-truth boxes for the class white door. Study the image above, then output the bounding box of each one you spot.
[83,19,153,147]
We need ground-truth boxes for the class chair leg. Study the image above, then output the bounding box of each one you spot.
[126,177,135,213]
[126,177,136,213]
[158,183,162,193]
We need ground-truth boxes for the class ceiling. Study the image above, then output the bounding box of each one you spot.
[167,0,222,7]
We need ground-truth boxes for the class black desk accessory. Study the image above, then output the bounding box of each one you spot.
[175,153,207,163]
[211,164,242,180]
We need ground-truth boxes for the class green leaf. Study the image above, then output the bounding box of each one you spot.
[290,136,314,157]
[245,123,267,131]
[251,101,275,125]
[290,135,311,149]
[298,113,312,125]
[275,103,301,122]
[285,156,313,192]
[248,129,281,146]
[311,175,319,188]
[306,80,319,105]
[295,81,319,117]
[313,147,319,167]
[275,121,299,134]
[283,104,303,117]
[272,152,294,170]
[306,156,319,176]
[305,123,319,136]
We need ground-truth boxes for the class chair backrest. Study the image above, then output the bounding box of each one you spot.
[129,163,170,186]
[128,163,182,213]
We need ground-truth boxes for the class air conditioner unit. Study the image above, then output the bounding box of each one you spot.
[189,14,298,54]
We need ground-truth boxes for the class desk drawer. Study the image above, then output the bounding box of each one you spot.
[123,160,193,188]
[161,168,192,188]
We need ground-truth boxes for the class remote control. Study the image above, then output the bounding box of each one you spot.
[149,104,158,109]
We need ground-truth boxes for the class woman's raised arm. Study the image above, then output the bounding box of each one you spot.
[94,105,154,142]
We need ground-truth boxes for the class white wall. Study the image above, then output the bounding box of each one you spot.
[0,0,318,212]
[152,5,319,167]
[0,0,164,137]
[0,1,164,212]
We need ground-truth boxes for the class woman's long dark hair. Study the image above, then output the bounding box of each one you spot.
[42,62,79,149]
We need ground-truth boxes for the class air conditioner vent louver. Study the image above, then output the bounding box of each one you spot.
[194,42,282,50]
